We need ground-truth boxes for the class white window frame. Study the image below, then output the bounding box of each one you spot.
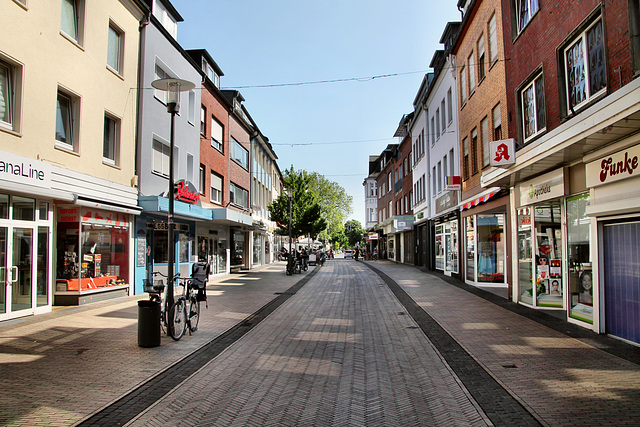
[199,164,205,195]
[489,14,498,65]
[0,56,22,133]
[478,34,486,81]
[55,88,79,152]
[521,72,547,142]
[229,182,248,209]
[460,65,467,102]
[103,113,119,166]
[563,18,606,114]
[514,0,540,34]
[447,88,453,124]
[440,99,446,134]
[468,52,475,93]
[211,117,223,152]
[481,116,490,167]
[231,137,248,169]
[152,138,170,177]
[60,0,84,46]
[107,22,124,74]
[210,172,223,204]
[153,63,170,104]
[200,106,206,135]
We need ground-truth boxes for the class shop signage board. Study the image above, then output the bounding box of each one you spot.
[58,207,129,226]
[367,233,379,240]
[490,139,517,167]
[519,168,565,206]
[394,216,414,231]
[436,191,458,215]
[585,144,640,188]
[174,180,201,204]
[0,150,52,188]
[444,176,461,191]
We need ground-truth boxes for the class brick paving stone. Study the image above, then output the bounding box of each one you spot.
[128,260,489,426]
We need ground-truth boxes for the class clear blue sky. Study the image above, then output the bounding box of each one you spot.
[172,0,462,225]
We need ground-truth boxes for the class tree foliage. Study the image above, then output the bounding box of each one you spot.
[344,219,365,248]
[268,167,327,240]
[306,171,352,245]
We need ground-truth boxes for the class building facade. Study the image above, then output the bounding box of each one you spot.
[483,0,640,343]
[1,0,147,318]
[454,0,512,293]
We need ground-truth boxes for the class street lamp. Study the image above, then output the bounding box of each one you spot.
[284,188,294,256]
[150,78,195,332]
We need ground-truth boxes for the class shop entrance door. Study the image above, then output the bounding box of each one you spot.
[603,221,640,345]
[0,226,36,319]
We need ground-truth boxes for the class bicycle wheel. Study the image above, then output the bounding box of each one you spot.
[168,298,187,341]
[188,296,200,332]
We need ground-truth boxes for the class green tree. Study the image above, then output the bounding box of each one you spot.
[306,172,352,245]
[344,219,365,248]
[268,166,327,240]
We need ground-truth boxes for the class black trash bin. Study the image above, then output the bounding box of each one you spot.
[138,300,161,347]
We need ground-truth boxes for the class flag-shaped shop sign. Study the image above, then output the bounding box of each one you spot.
[444,176,461,191]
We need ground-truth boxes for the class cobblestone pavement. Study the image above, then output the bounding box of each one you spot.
[1,259,639,426]
[0,264,300,427]
[128,260,490,427]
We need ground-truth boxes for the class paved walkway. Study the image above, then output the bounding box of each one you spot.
[0,259,638,426]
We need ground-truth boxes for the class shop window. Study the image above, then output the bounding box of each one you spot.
[534,204,563,307]
[12,196,34,221]
[477,214,505,283]
[435,225,444,270]
[153,228,168,263]
[38,201,49,220]
[0,194,7,218]
[520,72,547,143]
[179,229,189,263]
[567,194,593,323]
[466,216,475,281]
[562,17,606,114]
[517,207,533,304]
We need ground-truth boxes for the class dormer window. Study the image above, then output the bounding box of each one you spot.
[153,0,177,39]
[202,59,220,88]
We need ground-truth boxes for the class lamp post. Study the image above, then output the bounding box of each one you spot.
[285,188,294,256]
[150,78,195,331]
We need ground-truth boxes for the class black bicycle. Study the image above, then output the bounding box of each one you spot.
[145,271,186,340]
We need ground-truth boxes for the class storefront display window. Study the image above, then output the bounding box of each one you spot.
[567,194,592,323]
[232,230,245,267]
[37,227,49,307]
[388,237,395,260]
[518,208,533,304]
[153,229,168,263]
[0,194,8,218]
[477,215,504,283]
[253,233,264,266]
[179,230,190,263]
[534,204,562,307]
[435,225,444,269]
[466,217,475,281]
[56,207,130,292]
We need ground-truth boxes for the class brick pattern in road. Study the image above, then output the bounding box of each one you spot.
[129,260,489,426]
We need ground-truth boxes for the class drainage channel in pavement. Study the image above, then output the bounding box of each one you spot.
[364,262,543,427]
[75,268,319,427]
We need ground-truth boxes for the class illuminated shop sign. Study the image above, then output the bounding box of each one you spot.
[174,180,201,204]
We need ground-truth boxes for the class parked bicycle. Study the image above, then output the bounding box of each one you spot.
[167,262,210,340]
[144,271,184,340]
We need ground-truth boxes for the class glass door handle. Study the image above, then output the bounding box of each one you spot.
[10,266,18,283]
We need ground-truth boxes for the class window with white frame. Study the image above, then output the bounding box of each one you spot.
[154,64,170,104]
[514,0,540,34]
[432,167,436,195]
[493,104,502,140]
[447,88,453,124]
[107,23,123,74]
[478,34,486,80]
[463,137,470,180]
[199,165,205,195]
[388,201,393,217]
[153,0,177,39]
[468,52,475,93]
[152,138,170,177]
[210,172,222,204]
[521,72,547,141]
[231,137,248,169]
[55,89,78,151]
[188,90,195,124]
[449,149,455,177]
[441,99,446,133]
[202,59,220,88]
[0,57,21,131]
[387,172,392,190]
[61,0,84,45]
[481,116,490,167]
[563,17,606,113]
[460,65,467,102]
[471,128,478,175]
[200,106,206,135]
[436,109,440,138]
[211,117,223,152]
[230,182,248,209]
[489,14,498,65]
[443,154,448,184]
[103,114,119,166]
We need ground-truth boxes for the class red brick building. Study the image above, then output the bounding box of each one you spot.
[484,0,640,343]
